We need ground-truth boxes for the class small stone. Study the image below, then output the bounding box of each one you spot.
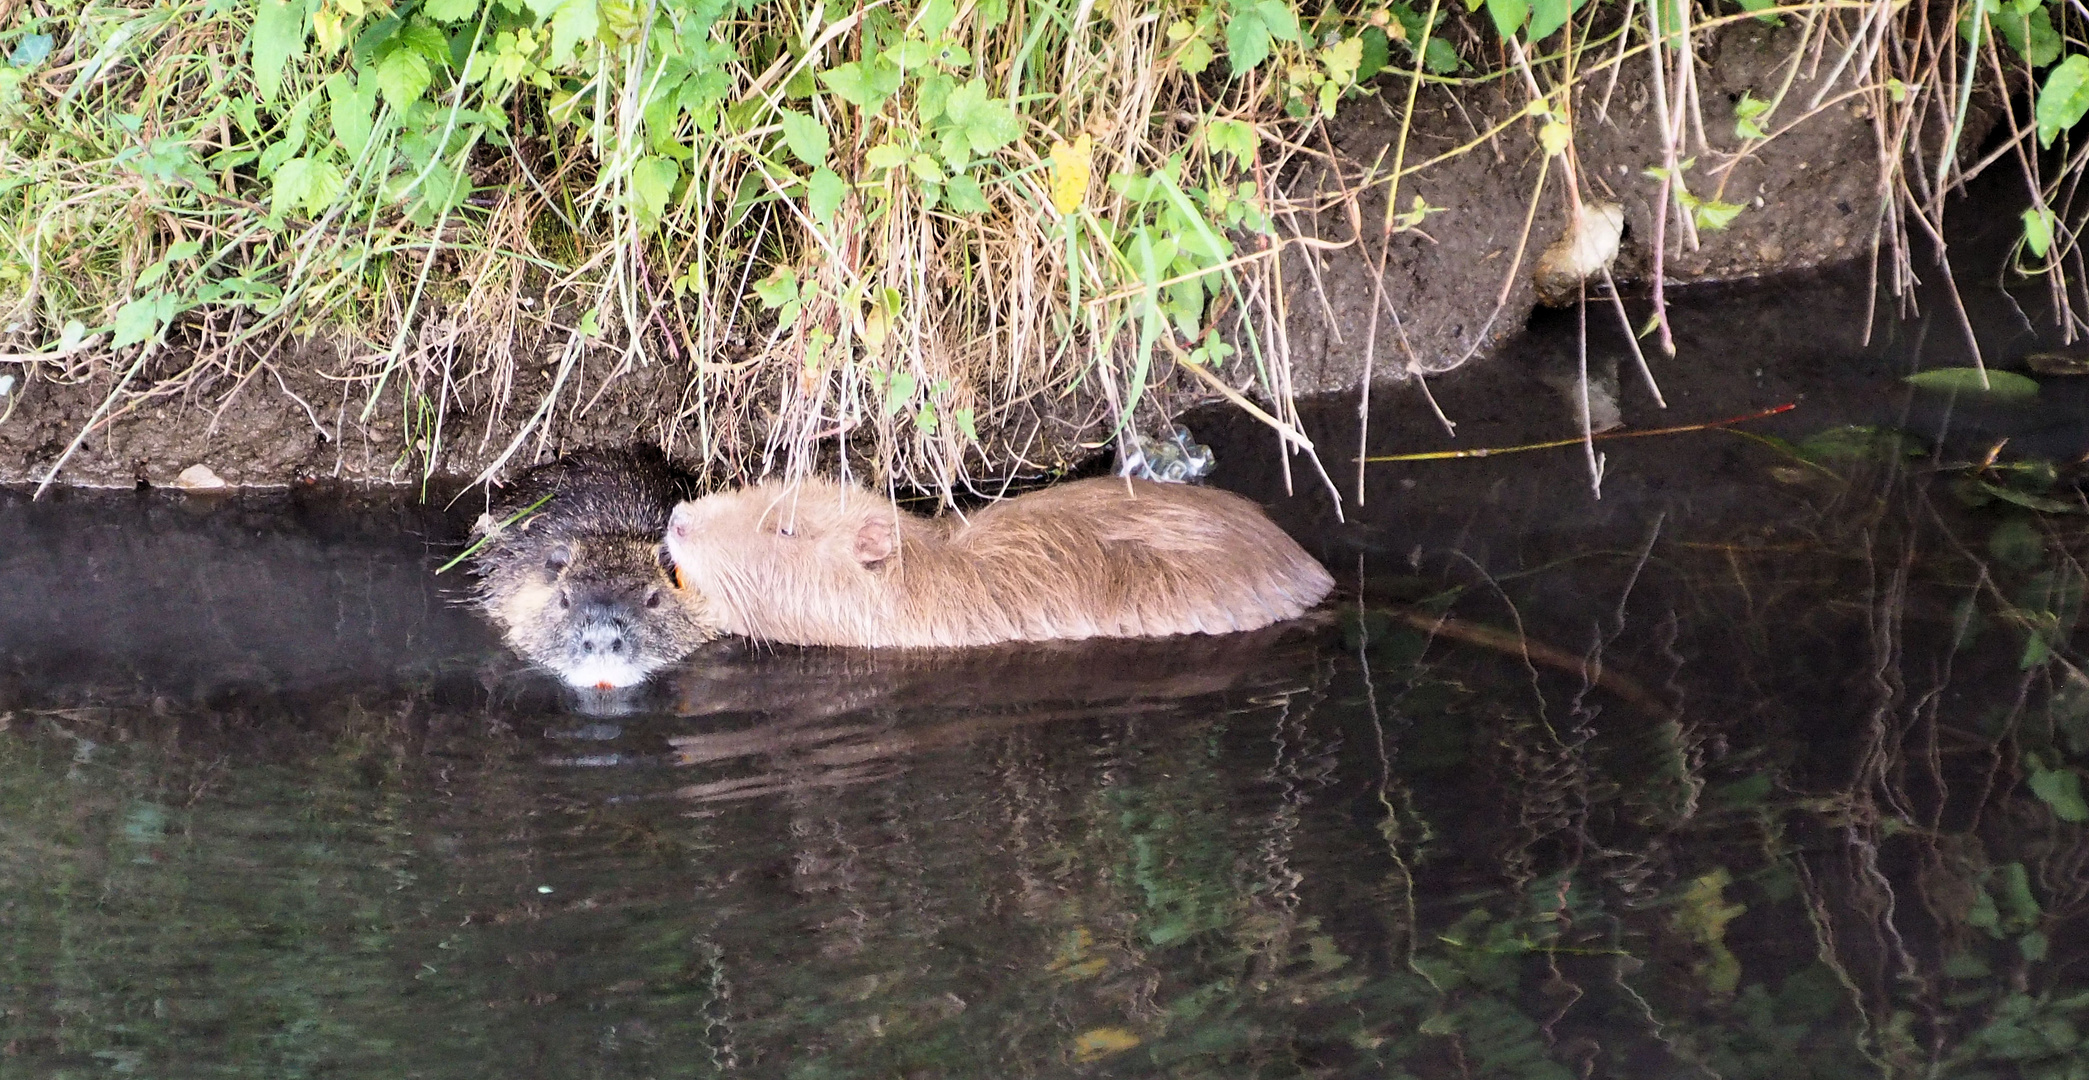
[1533,201,1626,306]
[174,464,228,490]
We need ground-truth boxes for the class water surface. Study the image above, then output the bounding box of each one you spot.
[7,230,2089,1077]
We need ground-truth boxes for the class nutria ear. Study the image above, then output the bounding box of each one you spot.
[853,517,896,568]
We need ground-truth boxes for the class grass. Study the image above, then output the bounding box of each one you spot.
[1,0,2086,499]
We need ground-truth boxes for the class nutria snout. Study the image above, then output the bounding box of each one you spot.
[469,445,720,687]
[663,475,1334,649]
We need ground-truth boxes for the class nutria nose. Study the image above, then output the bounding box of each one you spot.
[575,604,628,656]
[578,621,627,656]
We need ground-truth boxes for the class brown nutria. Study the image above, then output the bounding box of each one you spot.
[662,476,1334,648]
[469,445,719,688]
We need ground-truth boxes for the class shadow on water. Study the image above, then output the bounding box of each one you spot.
[9,215,2089,1077]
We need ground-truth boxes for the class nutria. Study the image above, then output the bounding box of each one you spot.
[469,445,719,688]
[662,476,1334,648]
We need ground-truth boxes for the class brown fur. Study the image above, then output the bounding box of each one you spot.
[663,476,1335,648]
[471,445,720,687]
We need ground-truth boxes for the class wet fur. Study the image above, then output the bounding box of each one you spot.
[665,476,1335,648]
[471,445,719,686]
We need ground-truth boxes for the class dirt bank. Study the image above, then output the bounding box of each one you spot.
[0,19,1992,490]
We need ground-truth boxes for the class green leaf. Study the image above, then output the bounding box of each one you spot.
[1225,10,1271,75]
[1979,0,2063,68]
[1206,117,1257,169]
[908,152,946,183]
[271,156,344,219]
[1419,36,1457,74]
[916,73,954,122]
[1254,0,1300,41]
[1990,519,2047,568]
[1981,483,2084,514]
[1356,26,1389,81]
[326,72,377,158]
[2024,206,2058,258]
[109,292,174,349]
[1180,34,1214,74]
[883,370,917,416]
[865,142,908,170]
[777,108,829,166]
[820,58,902,110]
[1527,0,1587,42]
[1321,36,1363,84]
[808,166,846,226]
[376,48,433,112]
[10,32,52,68]
[251,0,307,103]
[953,406,978,441]
[1687,195,1744,231]
[1905,367,2041,400]
[753,268,798,308]
[944,79,1022,153]
[2036,54,2089,148]
[944,173,990,213]
[1486,0,1529,38]
[885,39,936,67]
[424,0,479,21]
[1734,92,1770,139]
[2029,766,2087,820]
[1997,861,2043,926]
[398,21,451,64]
[630,155,680,223]
[918,0,959,40]
[550,0,601,60]
[301,158,344,216]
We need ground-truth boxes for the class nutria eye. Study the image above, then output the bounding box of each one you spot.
[546,543,572,572]
[778,523,795,537]
[644,589,664,610]
[557,590,570,611]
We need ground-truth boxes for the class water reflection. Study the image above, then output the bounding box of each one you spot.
[7,276,2089,1076]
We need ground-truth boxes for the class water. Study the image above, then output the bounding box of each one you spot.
[8,218,2089,1077]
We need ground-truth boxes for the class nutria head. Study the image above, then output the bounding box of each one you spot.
[470,446,720,688]
[478,528,716,689]
[664,478,907,647]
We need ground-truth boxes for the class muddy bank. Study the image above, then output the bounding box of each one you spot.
[0,18,1995,490]
[1282,16,1928,395]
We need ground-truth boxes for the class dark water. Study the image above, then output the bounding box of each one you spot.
[8,214,2089,1076]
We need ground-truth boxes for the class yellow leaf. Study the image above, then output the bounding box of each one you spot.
[314,8,351,55]
[1049,133,1092,217]
[1673,868,1747,1001]
[862,303,889,350]
[1539,118,1571,156]
[1073,1027,1140,1062]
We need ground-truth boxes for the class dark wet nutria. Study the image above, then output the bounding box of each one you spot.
[663,476,1334,648]
[470,445,718,688]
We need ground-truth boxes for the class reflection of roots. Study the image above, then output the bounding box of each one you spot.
[1390,606,1672,720]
